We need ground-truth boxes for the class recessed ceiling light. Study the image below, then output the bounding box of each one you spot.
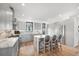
[21,3,25,6]
[77,15,79,17]
[22,14,24,16]
[77,6,79,9]
[6,11,12,15]
[58,14,62,17]
[66,16,70,19]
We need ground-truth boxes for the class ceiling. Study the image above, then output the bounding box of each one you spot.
[0,3,79,23]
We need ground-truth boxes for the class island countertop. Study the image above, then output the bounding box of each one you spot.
[0,37,18,48]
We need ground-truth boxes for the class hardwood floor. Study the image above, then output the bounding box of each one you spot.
[18,41,79,56]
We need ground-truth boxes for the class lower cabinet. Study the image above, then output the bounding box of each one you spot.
[0,40,18,56]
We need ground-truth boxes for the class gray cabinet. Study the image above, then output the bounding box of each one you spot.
[0,39,18,56]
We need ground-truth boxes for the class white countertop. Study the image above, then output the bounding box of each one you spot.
[0,37,18,48]
[34,35,45,38]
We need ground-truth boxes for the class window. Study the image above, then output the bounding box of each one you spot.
[26,22,33,32]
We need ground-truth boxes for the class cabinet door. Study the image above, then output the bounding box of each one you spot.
[42,23,46,35]
[34,22,42,34]
[17,21,26,30]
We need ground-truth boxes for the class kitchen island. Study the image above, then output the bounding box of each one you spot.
[0,37,19,56]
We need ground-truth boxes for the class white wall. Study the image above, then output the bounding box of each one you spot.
[48,22,63,36]
[0,10,12,31]
[62,19,74,47]
[74,16,79,47]
[48,18,75,47]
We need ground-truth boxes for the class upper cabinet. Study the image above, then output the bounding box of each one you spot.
[34,22,48,34]
[16,20,48,35]
[34,22,42,34]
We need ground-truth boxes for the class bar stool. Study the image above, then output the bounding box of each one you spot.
[45,35,50,55]
[51,35,59,55]
[58,35,62,51]
[39,38,45,55]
